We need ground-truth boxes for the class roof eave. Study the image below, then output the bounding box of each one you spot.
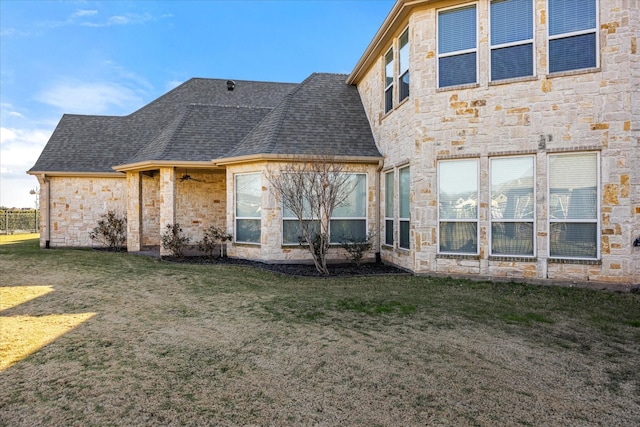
[214,153,384,166]
[112,160,219,172]
[347,0,432,85]
[27,171,125,178]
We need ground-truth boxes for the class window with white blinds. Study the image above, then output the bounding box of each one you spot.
[490,0,534,81]
[548,0,597,73]
[438,4,477,88]
[548,152,599,259]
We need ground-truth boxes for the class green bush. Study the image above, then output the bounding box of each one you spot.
[161,223,190,258]
[89,211,127,251]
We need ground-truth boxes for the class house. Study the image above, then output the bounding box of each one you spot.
[29,0,640,285]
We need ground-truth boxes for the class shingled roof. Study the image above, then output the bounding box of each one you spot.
[29,73,380,174]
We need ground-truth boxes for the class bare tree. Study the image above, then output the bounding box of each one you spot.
[267,157,357,275]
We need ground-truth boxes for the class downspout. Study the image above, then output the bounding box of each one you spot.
[375,158,384,263]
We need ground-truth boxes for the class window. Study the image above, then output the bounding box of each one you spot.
[438,159,478,254]
[282,173,367,245]
[490,0,534,80]
[548,153,599,259]
[384,48,394,113]
[548,0,597,73]
[385,171,394,246]
[438,4,477,88]
[490,156,535,256]
[235,173,261,244]
[330,174,367,243]
[399,167,410,249]
[399,28,410,102]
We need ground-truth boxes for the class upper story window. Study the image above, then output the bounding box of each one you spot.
[398,28,410,102]
[490,0,534,81]
[384,48,394,113]
[548,0,598,73]
[438,4,477,88]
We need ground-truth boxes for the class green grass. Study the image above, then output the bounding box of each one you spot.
[1,238,639,426]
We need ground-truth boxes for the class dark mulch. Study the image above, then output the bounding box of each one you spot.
[161,256,410,277]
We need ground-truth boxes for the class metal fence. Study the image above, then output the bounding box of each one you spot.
[0,210,39,234]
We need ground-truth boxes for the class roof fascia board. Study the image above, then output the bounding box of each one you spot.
[214,154,383,166]
[27,171,125,178]
[112,160,218,172]
[347,0,431,85]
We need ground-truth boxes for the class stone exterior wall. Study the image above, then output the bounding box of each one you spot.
[357,0,639,284]
[141,173,160,247]
[39,176,127,248]
[226,162,380,264]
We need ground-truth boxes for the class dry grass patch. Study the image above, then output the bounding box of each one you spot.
[1,238,639,426]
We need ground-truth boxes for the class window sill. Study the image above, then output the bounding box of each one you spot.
[233,242,261,247]
[381,96,410,121]
[548,258,601,265]
[437,253,480,260]
[489,256,536,262]
[436,83,479,93]
[489,75,537,86]
[381,244,395,251]
[547,67,600,79]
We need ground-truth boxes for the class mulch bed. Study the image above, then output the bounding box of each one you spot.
[161,256,410,277]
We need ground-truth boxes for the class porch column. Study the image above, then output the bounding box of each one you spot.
[126,171,142,252]
[159,167,176,256]
[36,175,49,248]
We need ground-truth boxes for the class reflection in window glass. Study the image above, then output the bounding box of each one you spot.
[399,28,410,102]
[548,153,599,258]
[399,167,410,249]
[235,173,261,243]
[490,156,534,256]
[438,159,478,253]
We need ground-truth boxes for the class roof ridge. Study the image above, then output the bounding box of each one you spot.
[185,103,275,110]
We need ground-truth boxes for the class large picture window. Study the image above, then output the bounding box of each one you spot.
[385,171,394,246]
[399,167,410,249]
[490,0,534,81]
[282,173,367,245]
[438,159,478,254]
[548,0,597,73]
[548,153,599,259]
[235,173,261,244]
[490,156,535,256]
[398,28,410,102]
[438,4,477,88]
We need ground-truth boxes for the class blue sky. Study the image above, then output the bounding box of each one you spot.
[0,0,394,208]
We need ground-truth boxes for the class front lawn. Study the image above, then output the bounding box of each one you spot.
[1,239,639,426]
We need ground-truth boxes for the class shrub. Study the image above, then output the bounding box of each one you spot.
[340,233,375,266]
[197,225,232,259]
[161,223,190,258]
[89,211,127,251]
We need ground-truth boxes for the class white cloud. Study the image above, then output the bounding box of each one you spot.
[72,9,98,18]
[80,12,154,27]
[38,81,142,115]
[0,127,52,208]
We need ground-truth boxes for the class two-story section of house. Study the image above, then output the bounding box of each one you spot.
[349,0,639,284]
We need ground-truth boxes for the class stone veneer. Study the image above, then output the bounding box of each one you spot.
[36,175,127,248]
[356,0,639,284]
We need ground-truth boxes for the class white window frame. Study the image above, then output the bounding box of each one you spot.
[281,173,368,245]
[547,0,599,74]
[437,159,480,255]
[547,152,600,260]
[437,3,479,88]
[398,27,410,103]
[398,166,410,250]
[489,0,536,81]
[384,170,395,247]
[234,172,262,245]
[384,47,394,113]
[489,155,536,257]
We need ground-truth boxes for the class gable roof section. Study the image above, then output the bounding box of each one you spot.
[29,78,297,174]
[225,73,381,161]
[29,73,380,174]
